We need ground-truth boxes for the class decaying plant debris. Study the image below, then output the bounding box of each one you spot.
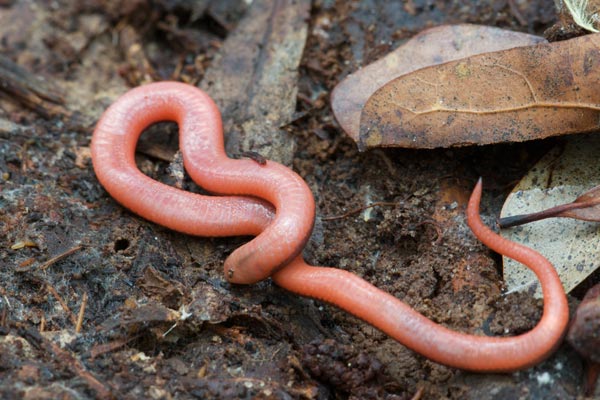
[0,1,595,399]
[331,24,546,143]
[360,33,600,149]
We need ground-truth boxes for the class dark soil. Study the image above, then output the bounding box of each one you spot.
[0,1,593,399]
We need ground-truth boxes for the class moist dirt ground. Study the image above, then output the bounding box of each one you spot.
[0,1,597,399]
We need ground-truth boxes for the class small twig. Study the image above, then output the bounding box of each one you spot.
[76,292,88,334]
[18,257,35,269]
[16,245,83,273]
[20,140,32,173]
[90,336,138,360]
[45,283,78,327]
[40,245,83,270]
[0,297,8,330]
[321,202,397,221]
[18,327,114,399]
[410,387,425,400]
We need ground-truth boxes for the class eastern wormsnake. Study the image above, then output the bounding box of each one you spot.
[91,82,569,372]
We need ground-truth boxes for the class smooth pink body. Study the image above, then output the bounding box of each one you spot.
[92,82,313,284]
[91,81,569,372]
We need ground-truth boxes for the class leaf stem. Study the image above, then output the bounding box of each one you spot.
[499,200,598,228]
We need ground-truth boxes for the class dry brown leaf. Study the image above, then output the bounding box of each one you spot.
[331,24,545,142]
[360,33,600,149]
[500,185,600,227]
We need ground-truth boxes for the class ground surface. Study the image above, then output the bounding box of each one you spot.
[0,1,596,399]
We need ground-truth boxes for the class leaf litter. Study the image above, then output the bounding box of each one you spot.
[331,24,546,144]
[360,33,600,149]
[501,134,600,298]
[0,1,585,398]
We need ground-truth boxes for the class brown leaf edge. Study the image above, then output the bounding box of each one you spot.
[499,185,600,228]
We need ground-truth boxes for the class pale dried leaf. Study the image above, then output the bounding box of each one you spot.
[501,134,600,298]
[563,0,600,32]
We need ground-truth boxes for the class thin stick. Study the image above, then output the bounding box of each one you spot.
[18,327,114,399]
[40,245,83,270]
[498,199,597,228]
[75,292,88,334]
[410,387,425,400]
[90,336,136,360]
[45,283,77,326]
